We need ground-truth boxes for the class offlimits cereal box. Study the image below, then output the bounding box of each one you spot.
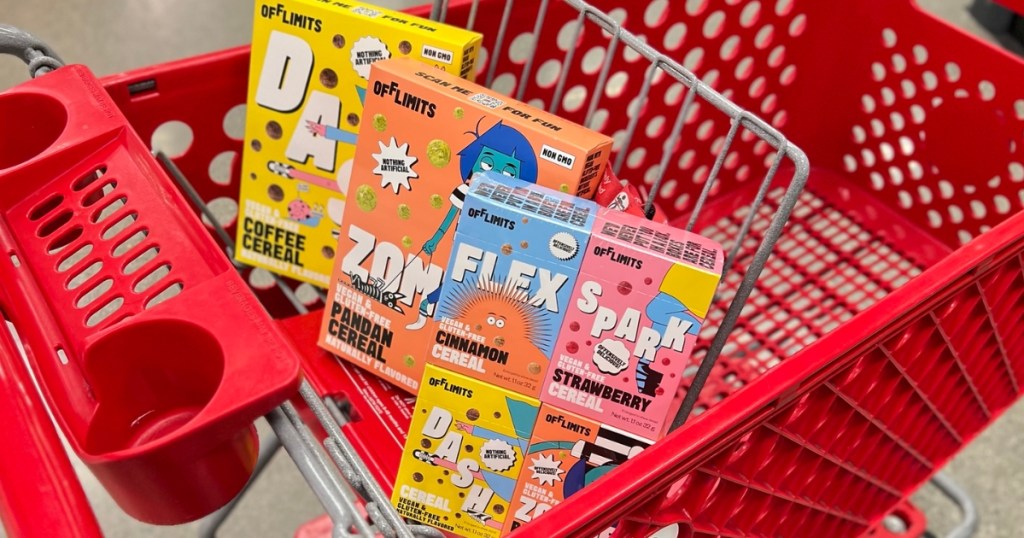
[237,0,482,286]
[542,209,724,439]
[319,58,613,393]
[433,172,597,398]
[504,404,652,535]
[393,365,539,537]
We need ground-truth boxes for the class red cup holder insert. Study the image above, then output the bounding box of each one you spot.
[0,92,68,170]
[0,66,300,525]
[84,319,224,454]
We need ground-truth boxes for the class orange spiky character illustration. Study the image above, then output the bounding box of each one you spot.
[441,279,553,354]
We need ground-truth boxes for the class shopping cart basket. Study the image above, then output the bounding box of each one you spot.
[2,0,1024,536]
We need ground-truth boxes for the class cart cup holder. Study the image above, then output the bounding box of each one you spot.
[0,92,68,170]
[81,317,260,525]
[0,66,300,526]
[84,319,224,454]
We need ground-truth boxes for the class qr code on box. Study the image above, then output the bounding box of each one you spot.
[469,93,504,109]
[352,6,381,17]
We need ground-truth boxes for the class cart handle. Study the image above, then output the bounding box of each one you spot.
[0,26,96,537]
[0,313,101,538]
[0,24,64,78]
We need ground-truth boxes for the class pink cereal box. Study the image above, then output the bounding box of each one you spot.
[541,209,724,439]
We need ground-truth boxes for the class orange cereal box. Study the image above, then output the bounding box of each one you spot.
[319,58,613,393]
[237,0,482,286]
[393,365,539,537]
[504,404,651,535]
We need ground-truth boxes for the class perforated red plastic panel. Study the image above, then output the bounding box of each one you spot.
[100,49,325,319]
[0,65,302,526]
[90,0,1024,536]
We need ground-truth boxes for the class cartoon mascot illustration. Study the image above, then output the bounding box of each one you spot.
[406,118,540,330]
[640,264,709,396]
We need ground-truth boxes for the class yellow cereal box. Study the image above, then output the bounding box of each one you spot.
[237,0,482,286]
[393,365,539,537]
[319,58,613,393]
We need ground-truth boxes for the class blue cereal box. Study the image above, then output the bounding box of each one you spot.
[431,172,598,397]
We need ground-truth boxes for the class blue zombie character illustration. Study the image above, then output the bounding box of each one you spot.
[406,119,540,330]
[640,264,705,396]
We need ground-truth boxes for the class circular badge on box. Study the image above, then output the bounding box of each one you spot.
[549,231,579,261]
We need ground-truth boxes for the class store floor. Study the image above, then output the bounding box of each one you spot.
[1,1,1023,536]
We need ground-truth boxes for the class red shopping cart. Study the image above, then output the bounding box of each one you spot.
[2,0,1024,536]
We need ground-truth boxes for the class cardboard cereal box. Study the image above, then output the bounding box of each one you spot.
[393,365,539,537]
[319,58,613,393]
[236,0,482,286]
[504,404,652,535]
[541,209,724,439]
[432,172,598,397]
